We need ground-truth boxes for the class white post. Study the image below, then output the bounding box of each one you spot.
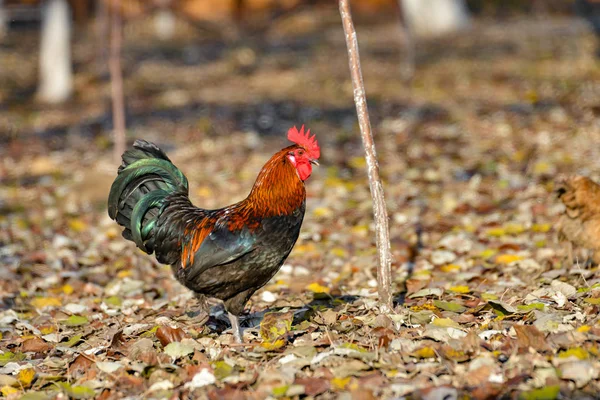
[154,9,176,41]
[37,0,73,103]
[400,0,470,38]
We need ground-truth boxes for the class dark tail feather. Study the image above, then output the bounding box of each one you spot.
[108,140,188,254]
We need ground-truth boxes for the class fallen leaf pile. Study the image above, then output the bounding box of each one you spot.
[1,8,600,399]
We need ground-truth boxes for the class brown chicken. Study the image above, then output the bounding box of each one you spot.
[556,175,600,265]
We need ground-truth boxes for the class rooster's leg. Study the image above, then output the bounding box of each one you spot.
[228,312,243,343]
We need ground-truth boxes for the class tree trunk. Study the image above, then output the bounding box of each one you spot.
[109,3,126,163]
[37,0,73,104]
[339,0,393,311]
[95,0,109,77]
[0,0,7,40]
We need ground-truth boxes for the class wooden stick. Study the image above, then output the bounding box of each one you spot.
[109,2,126,164]
[338,0,393,310]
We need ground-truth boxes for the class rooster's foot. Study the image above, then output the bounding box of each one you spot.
[228,312,243,343]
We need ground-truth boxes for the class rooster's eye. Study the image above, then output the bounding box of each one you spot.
[298,150,304,156]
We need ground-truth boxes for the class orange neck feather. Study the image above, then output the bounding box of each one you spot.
[245,146,306,217]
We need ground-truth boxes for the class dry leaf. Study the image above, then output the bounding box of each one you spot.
[156,326,188,346]
[514,324,550,352]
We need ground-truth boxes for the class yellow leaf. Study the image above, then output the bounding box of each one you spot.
[533,161,551,175]
[117,270,132,279]
[331,247,347,258]
[351,225,369,236]
[40,326,55,335]
[62,284,74,295]
[432,318,460,328]
[196,186,213,198]
[1,386,19,396]
[479,249,497,259]
[559,347,589,360]
[444,348,468,361]
[486,228,506,237]
[481,293,498,301]
[440,264,460,273]
[504,223,525,235]
[410,303,437,312]
[260,339,286,350]
[292,243,316,254]
[584,297,600,305]
[385,369,398,378]
[325,177,345,188]
[531,223,550,233]
[331,377,351,390]
[31,297,62,309]
[17,368,35,387]
[495,254,523,264]
[313,207,333,218]
[68,219,87,232]
[577,325,591,333]
[306,282,330,294]
[448,286,470,294]
[105,227,118,239]
[462,224,476,233]
[512,150,526,162]
[411,347,436,359]
[260,312,293,343]
[349,157,366,169]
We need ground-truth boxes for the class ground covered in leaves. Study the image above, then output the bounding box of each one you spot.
[2,8,600,400]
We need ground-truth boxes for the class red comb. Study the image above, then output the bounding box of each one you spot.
[287,125,320,159]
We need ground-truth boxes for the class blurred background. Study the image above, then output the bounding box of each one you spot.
[1,0,600,292]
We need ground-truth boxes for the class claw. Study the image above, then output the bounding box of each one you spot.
[228,312,243,343]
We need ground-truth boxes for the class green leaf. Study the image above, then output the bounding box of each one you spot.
[272,385,289,398]
[19,392,51,400]
[212,361,233,380]
[0,351,25,367]
[141,326,159,338]
[61,315,89,327]
[481,293,498,301]
[0,351,15,366]
[62,335,83,348]
[57,383,95,399]
[434,300,466,313]
[518,385,560,400]
[584,297,600,305]
[163,342,195,359]
[487,300,516,316]
[517,303,545,312]
[104,296,122,307]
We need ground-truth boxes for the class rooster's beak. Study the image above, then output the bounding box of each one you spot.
[310,159,319,166]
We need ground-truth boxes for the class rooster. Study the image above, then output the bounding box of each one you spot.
[107,126,320,342]
[556,175,600,266]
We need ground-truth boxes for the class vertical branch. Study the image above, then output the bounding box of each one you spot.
[109,1,126,163]
[0,0,7,40]
[95,0,109,77]
[338,0,393,310]
[396,0,415,82]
